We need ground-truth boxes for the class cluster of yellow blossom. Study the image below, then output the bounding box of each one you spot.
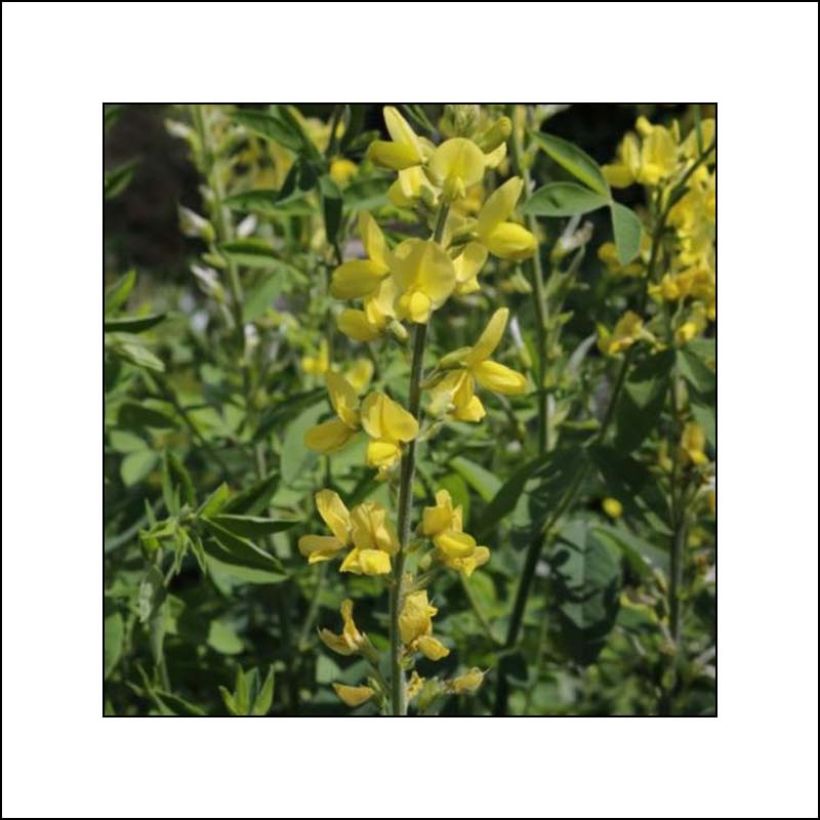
[597,113,716,356]
[421,489,489,576]
[299,105,539,711]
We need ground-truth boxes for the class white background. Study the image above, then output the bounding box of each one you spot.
[2,2,818,817]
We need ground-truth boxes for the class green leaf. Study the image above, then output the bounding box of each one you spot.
[105,269,136,315]
[120,450,158,486]
[219,239,279,268]
[210,513,300,538]
[224,472,280,516]
[137,565,166,624]
[104,159,138,199]
[523,182,610,217]
[104,313,166,333]
[271,105,324,163]
[200,518,285,575]
[151,689,206,717]
[224,188,314,217]
[108,339,165,372]
[549,521,621,665]
[319,175,343,246]
[534,133,609,196]
[677,347,716,396]
[207,620,244,655]
[198,482,231,518]
[614,349,674,454]
[233,110,302,152]
[451,456,501,502]
[251,666,276,715]
[592,523,670,576]
[242,273,284,322]
[104,613,124,679]
[205,554,287,585]
[610,202,643,264]
[117,401,176,430]
[281,401,326,486]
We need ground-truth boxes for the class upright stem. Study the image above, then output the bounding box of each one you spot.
[388,201,449,716]
[507,105,550,453]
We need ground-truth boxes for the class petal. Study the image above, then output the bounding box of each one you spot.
[304,418,357,453]
[366,438,402,470]
[454,394,486,423]
[344,359,374,394]
[319,629,355,656]
[338,308,380,342]
[330,259,388,300]
[416,242,456,307]
[367,139,422,170]
[482,222,537,261]
[435,529,477,558]
[417,635,450,661]
[326,371,360,428]
[472,359,529,395]
[449,668,484,694]
[332,683,375,707]
[398,290,432,324]
[477,176,523,239]
[465,307,509,366]
[428,138,486,192]
[359,393,384,439]
[383,106,423,160]
[462,546,491,577]
[381,395,419,442]
[359,211,388,269]
[357,548,392,576]
[315,489,351,544]
[453,241,488,285]
[298,534,345,563]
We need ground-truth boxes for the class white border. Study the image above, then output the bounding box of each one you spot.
[3,3,818,818]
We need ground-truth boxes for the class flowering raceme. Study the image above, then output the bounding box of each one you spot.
[302,104,536,712]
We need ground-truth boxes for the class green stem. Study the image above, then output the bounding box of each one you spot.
[388,200,449,716]
[507,105,550,453]
[389,321,427,716]
[461,575,503,646]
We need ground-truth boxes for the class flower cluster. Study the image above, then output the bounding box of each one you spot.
[597,115,716,357]
[298,106,533,712]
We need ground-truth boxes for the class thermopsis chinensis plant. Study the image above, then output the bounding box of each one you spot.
[104,103,716,716]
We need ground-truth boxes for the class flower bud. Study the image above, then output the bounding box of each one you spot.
[475,116,512,154]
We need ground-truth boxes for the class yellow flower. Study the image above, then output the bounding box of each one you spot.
[428,137,486,201]
[452,241,488,295]
[391,239,456,324]
[359,392,419,477]
[449,668,484,694]
[406,671,425,702]
[398,590,449,660]
[298,489,352,564]
[602,497,623,519]
[304,371,361,454]
[367,105,424,170]
[340,500,399,575]
[329,157,358,186]
[332,683,375,707]
[476,177,537,260]
[388,165,436,208]
[337,276,398,342]
[344,358,374,394]
[330,212,390,300]
[428,307,528,422]
[680,422,709,466]
[319,599,366,656]
[300,338,329,376]
[421,489,490,577]
[597,311,651,357]
[399,590,437,644]
[603,117,678,188]
[298,490,398,575]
